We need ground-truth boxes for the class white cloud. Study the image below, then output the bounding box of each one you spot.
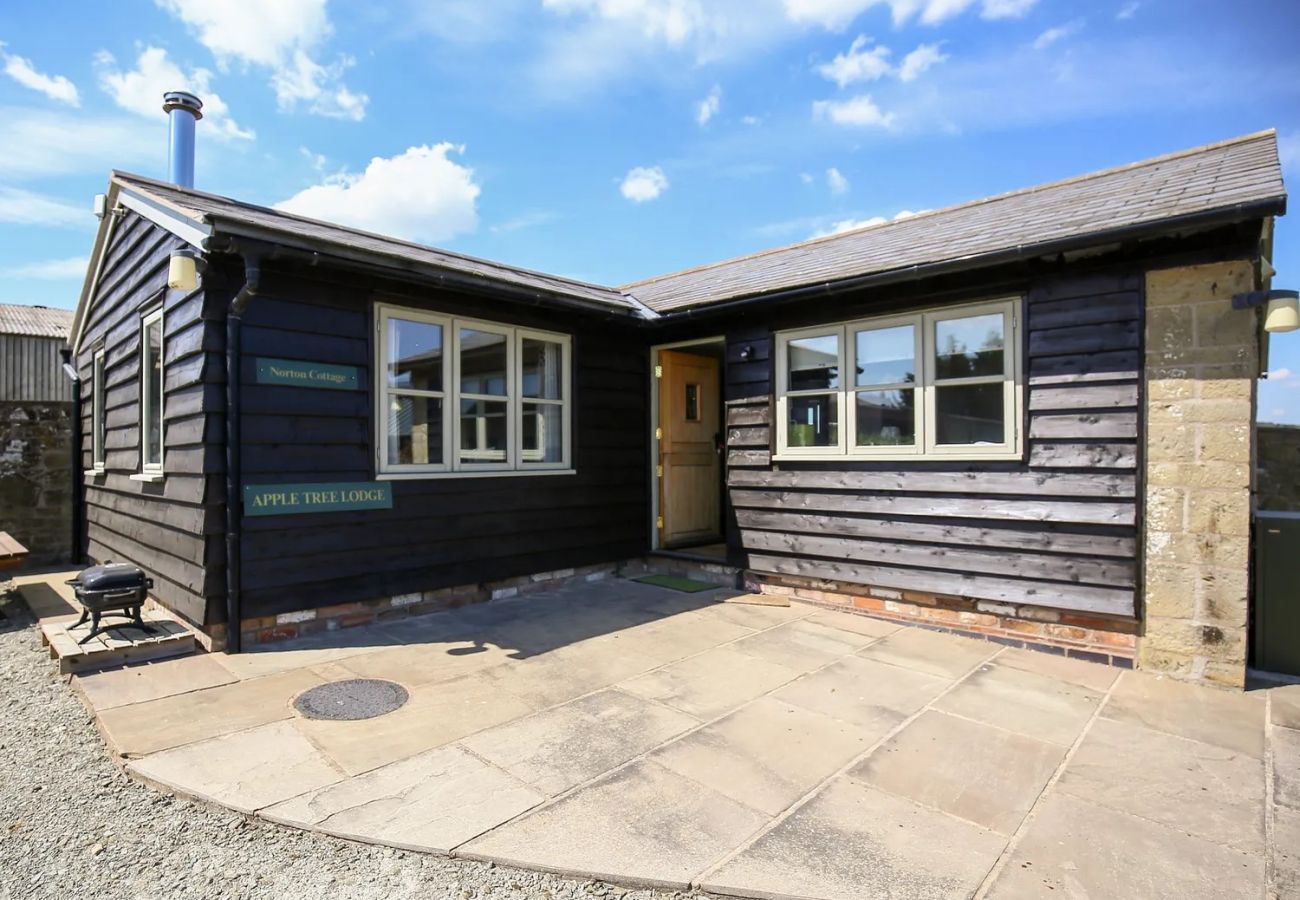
[898,42,948,81]
[826,167,850,195]
[981,0,1038,19]
[1033,21,1084,51]
[812,94,895,128]
[544,0,706,45]
[785,0,1031,28]
[809,207,920,238]
[817,35,892,88]
[0,45,79,105]
[490,210,559,234]
[1116,2,1139,20]
[695,84,722,126]
[742,114,762,125]
[0,107,157,180]
[95,47,254,141]
[155,0,367,120]
[3,256,88,279]
[1268,367,1293,381]
[800,172,814,184]
[0,186,91,228]
[620,165,669,202]
[276,144,480,244]
[1279,131,1299,173]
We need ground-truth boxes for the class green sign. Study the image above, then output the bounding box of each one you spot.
[244,482,392,516]
[256,357,360,390]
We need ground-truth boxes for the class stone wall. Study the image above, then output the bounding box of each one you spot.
[1142,259,1258,688]
[0,401,72,566]
[1257,424,1300,511]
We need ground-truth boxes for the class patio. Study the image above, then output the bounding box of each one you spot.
[36,574,1298,899]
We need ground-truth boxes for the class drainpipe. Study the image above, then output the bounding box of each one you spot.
[225,255,260,652]
[58,347,83,565]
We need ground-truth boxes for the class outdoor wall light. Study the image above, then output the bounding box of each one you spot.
[1232,288,1300,334]
[167,248,202,292]
[738,344,755,361]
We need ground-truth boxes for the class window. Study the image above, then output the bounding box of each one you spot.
[775,298,1021,460]
[139,307,164,473]
[91,347,106,471]
[376,303,571,477]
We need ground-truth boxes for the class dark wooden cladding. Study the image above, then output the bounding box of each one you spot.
[231,263,650,619]
[721,269,1142,618]
[74,212,225,626]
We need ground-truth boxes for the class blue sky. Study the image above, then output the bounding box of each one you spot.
[2,0,1298,418]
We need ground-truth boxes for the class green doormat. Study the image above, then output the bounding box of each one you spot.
[632,574,715,592]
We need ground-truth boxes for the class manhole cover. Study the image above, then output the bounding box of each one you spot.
[294,679,409,721]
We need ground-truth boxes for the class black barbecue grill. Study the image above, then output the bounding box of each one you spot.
[66,563,154,643]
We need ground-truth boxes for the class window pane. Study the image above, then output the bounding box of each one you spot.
[460,398,508,463]
[387,395,443,465]
[787,394,838,447]
[684,384,700,421]
[523,402,563,464]
[460,328,508,396]
[935,312,1005,380]
[94,356,106,462]
[854,390,915,446]
[935,383,1005,445]
[387,318,443,391]
[145,317,163,466]
[788,334,839,390]
[521,338,563,400]
[854,324,915,386]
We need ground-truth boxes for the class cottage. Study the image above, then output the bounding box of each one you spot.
[67,93,1288,688]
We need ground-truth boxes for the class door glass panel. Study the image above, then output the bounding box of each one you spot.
[460,398,508,463]
[935,313,1005,379]
[788,334,839,390]
[387,395,443,465]
[521,338,563,400]
[935,383,1005,445]
[144,316,163,466]
[460,328,507,396]
[387,318,443,391]
[787,394,838,447]
[684,383,700,421]
[522,402,563,463]
[854,324,915,386]
[854,389,915,446]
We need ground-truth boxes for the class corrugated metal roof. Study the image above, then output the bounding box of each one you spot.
[622,130,1287,312]
[0,303,74,339]
[110,172,638,315]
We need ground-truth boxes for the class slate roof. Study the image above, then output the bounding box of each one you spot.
[0,303,74,339]
[106,130,1285,319]
[623,130,1287,312]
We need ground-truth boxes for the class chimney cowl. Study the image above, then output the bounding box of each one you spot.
[162,90,203,120]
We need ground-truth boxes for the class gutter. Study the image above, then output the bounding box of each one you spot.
[58,347,83,565]
[639,198,1287,320]
[224,253,261,653]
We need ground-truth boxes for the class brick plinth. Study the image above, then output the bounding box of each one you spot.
[746,573,1138,667]
[1141,259,1258,689]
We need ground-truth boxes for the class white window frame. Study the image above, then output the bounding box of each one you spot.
[91,347,106,472]
[775,297,1022,462]
[375,302,573,479]
[139,307,165,475]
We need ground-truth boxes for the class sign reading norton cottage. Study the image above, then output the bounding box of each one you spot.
[255,357,360,390]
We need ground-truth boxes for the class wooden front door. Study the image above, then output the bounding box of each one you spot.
[658,349,722,548]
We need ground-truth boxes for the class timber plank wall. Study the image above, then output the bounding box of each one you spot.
[234,262,650,620]
[76,212,226,626]
[718,270,1144,619]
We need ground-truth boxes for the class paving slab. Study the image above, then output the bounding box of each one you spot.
[98,666,327,757]
[695,600,813,630]
[262,744,545,852]
[128,720,343,814]
[618,646,802,720]
[213,627,406,680]
[1056,717,1264,852]
[584,615,757,670]
[857,626,998,680]
[334,640,515,687]
[1271,683,1300,730]
[292,671,539,776]
[1273,724,1300,811]
[771,654,948,730]
[985,792,1263,900]
[1274,803,1300,900]
[1102,670,1265,757]
[850,710,1064,835]
[73,653,237,710]
[475,643,662,710]
[650,696,870,816]
[729,619,878,673]
[989,645,1122,692]
[459,759,768,891]
[460,689,697,796]
[703,777,1006,900]
[803,609,902,639]
[933,662,1104,746]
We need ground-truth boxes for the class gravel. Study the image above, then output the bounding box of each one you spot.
[0,592,712,900]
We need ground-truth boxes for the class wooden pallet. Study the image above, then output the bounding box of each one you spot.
[41,611,195,674]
